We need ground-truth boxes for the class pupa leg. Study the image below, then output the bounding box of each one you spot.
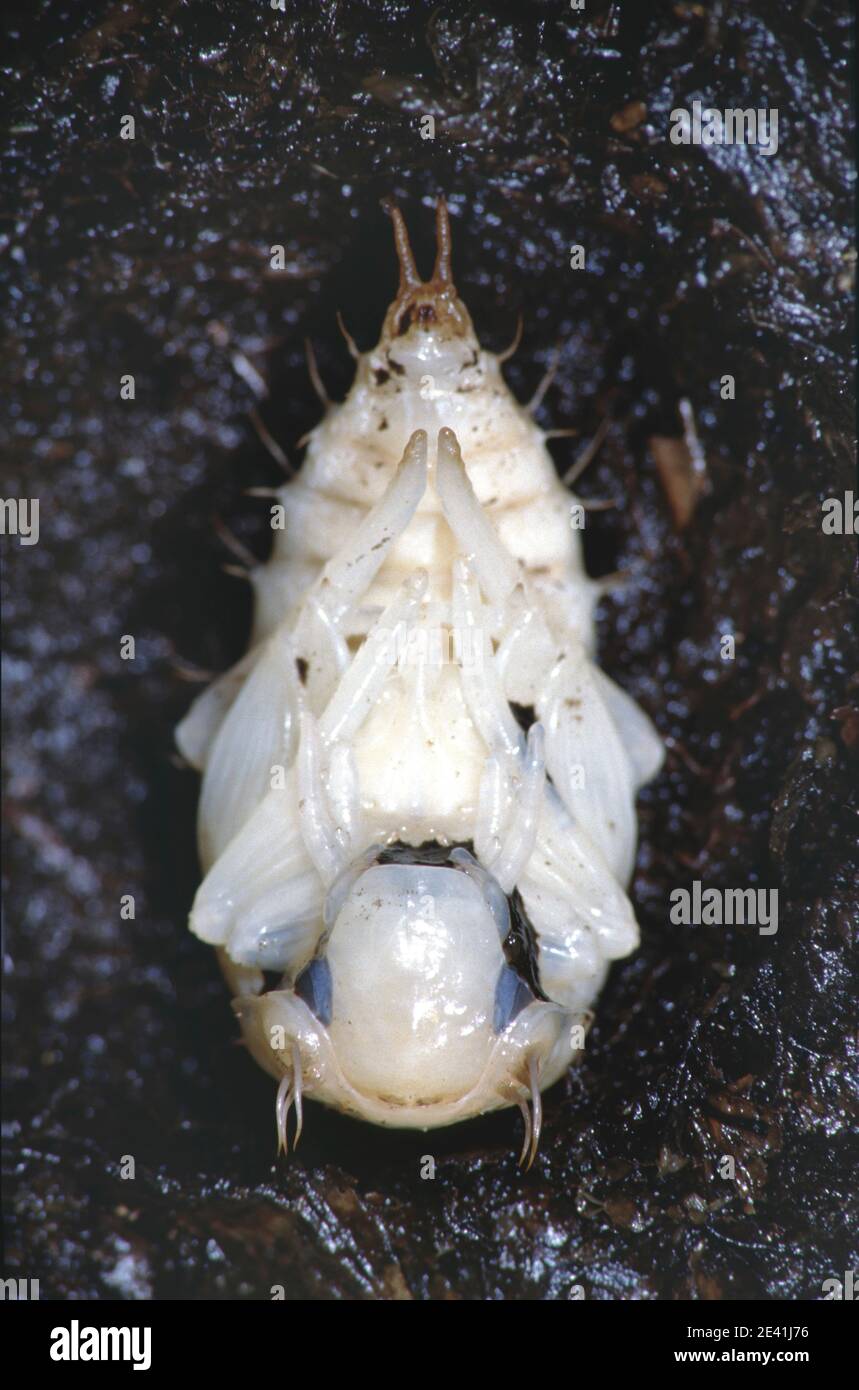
[485,723,546,894]
[325,741,362,852]
[297,571,430,879]
[492,581,556,709]
[436,429,519,607]
[515,791,641,1013]
[319,569,428,746]
[297,711,351,888]
[190,778,324,974]
[473,750,510,866]
[307,428,428,628]
[293,585,353,710]
[290,479,421,708]
[451,556,522,758]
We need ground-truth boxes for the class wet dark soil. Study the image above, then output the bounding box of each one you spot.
[2,0,856,1299]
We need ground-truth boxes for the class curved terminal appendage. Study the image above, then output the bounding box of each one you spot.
[517,1054,543,1170]
[275,1040,304,1155]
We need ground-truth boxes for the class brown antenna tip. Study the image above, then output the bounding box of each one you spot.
[432,196,452,284]
[385,201,421,293]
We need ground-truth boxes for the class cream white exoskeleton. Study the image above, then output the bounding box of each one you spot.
[177,200,663,1165]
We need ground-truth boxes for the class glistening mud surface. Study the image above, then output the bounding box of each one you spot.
[2,0,857,1299]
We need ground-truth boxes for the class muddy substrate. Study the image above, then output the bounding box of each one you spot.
[2,0,856,1299]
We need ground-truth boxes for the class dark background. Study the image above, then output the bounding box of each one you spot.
[2,0,856,1300]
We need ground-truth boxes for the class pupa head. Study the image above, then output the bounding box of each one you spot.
[364,198,482,387]
[232,846,579,1161]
